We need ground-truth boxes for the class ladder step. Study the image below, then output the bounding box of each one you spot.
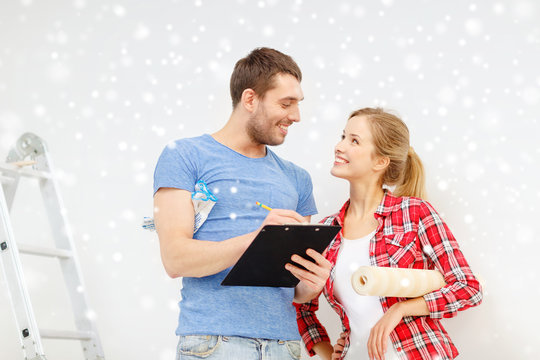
[40,329,94,340]
[1,174,15,184]
[0,162,52,179]
[18,244,73,259]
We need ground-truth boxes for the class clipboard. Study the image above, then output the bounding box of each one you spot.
[221,224,341,287]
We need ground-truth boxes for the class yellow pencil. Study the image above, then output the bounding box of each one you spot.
[255,201,273,211]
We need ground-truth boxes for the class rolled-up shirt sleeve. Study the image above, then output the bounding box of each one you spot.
[417,200,483,319]
[294,297,331,356]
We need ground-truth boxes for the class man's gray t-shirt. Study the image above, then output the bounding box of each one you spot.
[153,134,317,340]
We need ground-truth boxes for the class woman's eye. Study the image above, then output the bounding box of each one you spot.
[340,135,345,140]
[352,139,359,144]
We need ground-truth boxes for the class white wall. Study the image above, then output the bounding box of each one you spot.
[1,1,539,359]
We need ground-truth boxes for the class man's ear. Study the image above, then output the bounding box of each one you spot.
[241,88,257,112]
[373,155,390,172]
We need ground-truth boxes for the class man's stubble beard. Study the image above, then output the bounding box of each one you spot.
[246,104,284,146]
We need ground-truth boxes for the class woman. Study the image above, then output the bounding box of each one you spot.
[293,108,482,360]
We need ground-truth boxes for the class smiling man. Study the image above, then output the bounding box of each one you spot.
[153,48,331,360]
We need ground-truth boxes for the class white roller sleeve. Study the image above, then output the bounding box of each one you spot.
[351,266,446,297]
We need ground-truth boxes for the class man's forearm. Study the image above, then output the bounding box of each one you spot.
[160,230,257,278]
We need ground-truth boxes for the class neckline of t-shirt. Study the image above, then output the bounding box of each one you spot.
[203,134,272,161]
[342,230,376,243]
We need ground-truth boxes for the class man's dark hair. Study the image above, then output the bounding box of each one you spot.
[230,47,302,108]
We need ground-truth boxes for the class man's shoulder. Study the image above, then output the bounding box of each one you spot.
[161,134,212,156]
[166,134,209,148]
[268,149,310,176]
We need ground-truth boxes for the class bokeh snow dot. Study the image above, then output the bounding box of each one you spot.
[437,181,449,191]
[423,245,434,256]
[464,18,483,36]
[112,252,123,262]
[404,54,422,72]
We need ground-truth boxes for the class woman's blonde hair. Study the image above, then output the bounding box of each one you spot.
[348,107,426,199]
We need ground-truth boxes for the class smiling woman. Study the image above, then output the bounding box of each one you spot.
[294,108,482,360]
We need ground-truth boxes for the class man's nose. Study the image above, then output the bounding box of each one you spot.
[288,105,300,122]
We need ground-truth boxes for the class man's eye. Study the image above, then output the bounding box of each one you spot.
[281,103,291,108]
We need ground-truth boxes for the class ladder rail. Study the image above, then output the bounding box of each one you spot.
[0,185,46,359]
[1,168,21,213]
[37,151,105,358]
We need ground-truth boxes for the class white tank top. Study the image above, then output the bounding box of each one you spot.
[333,231,400,360]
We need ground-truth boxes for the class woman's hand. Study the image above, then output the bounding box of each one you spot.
[367,303,403,360]
[331,332,347,359]
[289,248,332,303]
[312,341,334,360]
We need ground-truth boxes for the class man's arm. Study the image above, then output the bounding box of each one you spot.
[154,187,307,278]
[154,188,256,278]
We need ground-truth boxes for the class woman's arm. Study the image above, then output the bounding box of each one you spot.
[367,297,429,360]
[290,248,332,304]
[294,297,332,357]
[313,342,334,360]
[417,200,483,319]
[368,199,483,360]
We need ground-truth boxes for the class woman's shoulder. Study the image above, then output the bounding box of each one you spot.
[384,192,435,217]
[386,191,426,206]
[318,212,340,225]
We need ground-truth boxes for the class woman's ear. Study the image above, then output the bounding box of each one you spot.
[373,155,390,172]
[240,88,257,113]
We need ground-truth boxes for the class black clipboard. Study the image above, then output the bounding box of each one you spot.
[221,224,341,287]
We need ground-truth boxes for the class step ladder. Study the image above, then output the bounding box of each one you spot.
[0,133,104,360]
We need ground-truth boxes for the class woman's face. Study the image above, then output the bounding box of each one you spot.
[331,115,381,181]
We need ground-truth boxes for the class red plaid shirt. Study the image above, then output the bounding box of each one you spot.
[295,191,483,359]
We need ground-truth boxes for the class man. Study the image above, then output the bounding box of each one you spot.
[153,47,331,359]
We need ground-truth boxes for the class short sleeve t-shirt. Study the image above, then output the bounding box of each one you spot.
[153,134,317,340]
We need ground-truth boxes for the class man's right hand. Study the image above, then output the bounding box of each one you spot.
[259,209,307,229]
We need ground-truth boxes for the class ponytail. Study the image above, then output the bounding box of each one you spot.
[394,146,426,199]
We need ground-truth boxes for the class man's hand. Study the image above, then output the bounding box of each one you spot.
[288,248,332,303]
[259,208,307,228]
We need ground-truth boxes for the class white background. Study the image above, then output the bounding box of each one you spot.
[1,0,539,359]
